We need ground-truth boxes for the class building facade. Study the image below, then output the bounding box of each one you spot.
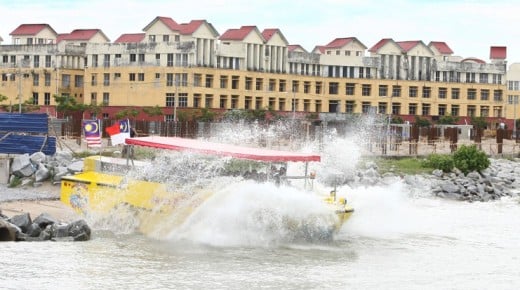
[0,17,515,128]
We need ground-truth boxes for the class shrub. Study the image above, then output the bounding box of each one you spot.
[423,154,454,173]
[452,145,490,175]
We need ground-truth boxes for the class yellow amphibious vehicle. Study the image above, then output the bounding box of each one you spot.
[60,136,354,237]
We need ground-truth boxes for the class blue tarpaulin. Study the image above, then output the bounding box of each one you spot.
[0,113,56,155]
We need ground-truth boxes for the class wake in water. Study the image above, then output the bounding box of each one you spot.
[165,180,339,247]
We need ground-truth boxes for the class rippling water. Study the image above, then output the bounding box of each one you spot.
[3,178,520,290]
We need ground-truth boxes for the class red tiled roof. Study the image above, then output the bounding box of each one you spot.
[287,44,306,52]
[462,57,486,64]
[396,40,421,52]
[114,33,145,43]
[10,24,56,36]
[178,20,204,35]
[324,37,355,49]
[313,45,326,54]
[219,26,257,41]
[261,29,278,41]
[368,38,392,52]
[157,16,179,31]
[490,46,507,59]
[429,41,453,54]
[57,29,102,43]
[56,33,69,43]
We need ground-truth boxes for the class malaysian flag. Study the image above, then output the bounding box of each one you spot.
[83,119,102,147]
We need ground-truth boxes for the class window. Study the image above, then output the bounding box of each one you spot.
[256,78,263,91]
[114,73,121,79]
[362,84,371,96]
[205,75,213,88]
[329,82,339,94]
[392,85,401,97]
[166,93,175,107]
[451,105,459,116]
[494,90,503,102]
[129,73,136,81]
[346,83,355,95]
[439,87,447,99]
[33,74,39,86]
[232,76,240,89]
[378,102,388,114]
[346,101,355,114]
[451,88,460,99]
[468,89,477,100]
[175,35,180,42]
[92,55,98,67]
[130,54,136,62]
[422,86,431,98]
[62,74,71,87]
[178,93,188,107]
[304,81,311,93]
[268,79,276,91]
[44,93,50,105]
[138,54,145,63]
[422,104,430,116]
[74,75,83,87]
[103,54,110,67]
[508,81,520,91]
[219,95,227,109]
[102,92,109,105]
[194,94,201,108]
[409,86,418,97]
[138,73,144,82]
[279,79,286,92]
[409,103,417,115]
[481,106,489,117]
[45,73,51,86]
[45,55,52,68]
[438,104,447,116]
[167,54,174,66]
[103,73,110,86]
[91,92,97,105]
[220,76,228,89]
[32,92,38,105]
[163,35,169,42]
[481,89,489,101]
[33,55,40,68]
[166,73,173,86]
[362,102,372,114]
[175,73,188,86]
[479,73,488,84]
[392,103,401,115]
[378,85,387,97]
[467,105,476,117]
[245,77,252,90]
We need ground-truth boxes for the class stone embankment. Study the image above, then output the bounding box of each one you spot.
[353,159,520,202]
[0,211,91,242]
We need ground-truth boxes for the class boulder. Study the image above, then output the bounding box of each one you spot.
[8,213,32,233]
[33,213,58,229]
[26,223,42,237]
[67,219,91,241]
[0,219,18,241]
[11,154,35,177]
[30,152,46,164]
[34,163,50,182]
[54,152,73,166]
[67,160,84,173]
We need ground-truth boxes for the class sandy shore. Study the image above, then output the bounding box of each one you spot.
[0,182,81,222]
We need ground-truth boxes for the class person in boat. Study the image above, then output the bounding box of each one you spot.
[123,128,137,159]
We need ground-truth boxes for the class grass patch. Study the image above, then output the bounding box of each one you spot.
[367,157,435,175]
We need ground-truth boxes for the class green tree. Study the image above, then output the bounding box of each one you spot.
[471,116,488,129]
[391,116,404,124]
[142,105,163,117]
[115,107,140,120]
[437,114,459,125]
[196,108,216,122]
[415,116,431,127]
[453,145,490,174]
[54,94,88,117]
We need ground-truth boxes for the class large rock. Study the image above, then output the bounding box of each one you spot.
[11,154,35,177]
[54,152,73,166]
[67,160,84,174]
[33,213,58,229]
[0,219,18,241]
[34,163,51,182]
[8,213,32,233]
[67,219,91,241]
[30,152,46,164]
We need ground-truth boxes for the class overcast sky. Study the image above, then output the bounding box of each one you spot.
[1,0,519,64]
